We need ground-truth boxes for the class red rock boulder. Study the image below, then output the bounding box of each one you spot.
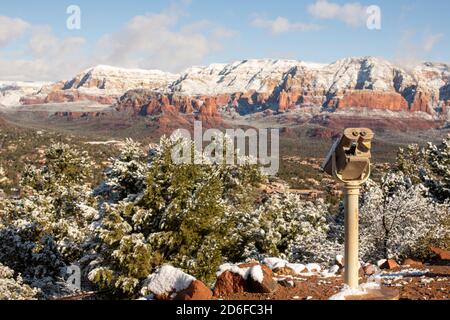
[380,259,400,270]
[212,271,247,297]
[401,259,423,268]
[431,247,450,261]
[174,280,213,300]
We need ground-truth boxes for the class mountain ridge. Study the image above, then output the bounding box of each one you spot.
[5,57,449,132]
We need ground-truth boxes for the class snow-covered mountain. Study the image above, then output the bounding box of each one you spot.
[62,65,180,94]
[19,65,179,105]
[169,57,447,96]
[15,57,450,122]
[169,60,326,95]
[0,81,49,107]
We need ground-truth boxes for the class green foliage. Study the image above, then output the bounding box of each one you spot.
[396,135,450,202]
[231,192,338,264]
[89,136,264,297]
[0,263,39,300]
[0,143,97,297]
[96,139,148,202]
[359,173,450,261]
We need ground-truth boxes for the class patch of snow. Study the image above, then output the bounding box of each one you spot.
[324,265,340,276]
[142,265,195,296]
[306,263,321,273]
[336,254,344,265]
[377,259,387,267]
[250,265,264,283]
[217,263,265,282]
[217,263,251,279]
[329,282,382,300]
[262,257,288,270]
[286,263,306,274]
[369,268,429,284]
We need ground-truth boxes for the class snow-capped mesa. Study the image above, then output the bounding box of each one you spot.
[16,57,450,122]
[169,57,449,97]
[0,81,49,107]
[62,65,180,94]
[170,59,327,96]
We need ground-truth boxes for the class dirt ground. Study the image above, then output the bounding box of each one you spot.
[222,264,450,300]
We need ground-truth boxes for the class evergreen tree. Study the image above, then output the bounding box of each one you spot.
[396,135,450,202]
[0,143,97,297]
[94,139,148,202]
[89,136,263,297]
[358,173,449,261]
[0,263,38,300]
[422,135,450,202]
[232,191,341,265]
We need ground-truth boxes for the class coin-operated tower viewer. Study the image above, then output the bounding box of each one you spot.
[322,128,374,289]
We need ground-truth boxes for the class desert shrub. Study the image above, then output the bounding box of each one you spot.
[94,139,148,202]
[88,136,263,297]
[0,263,38,300]
[0,143,97,297]
[396,135,450,202]
[231,191,342,265]
[358,173,449,261]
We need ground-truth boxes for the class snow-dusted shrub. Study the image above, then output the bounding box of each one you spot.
[396,135,450,202]
[89,135,263,297]
[0,263,38,300]
[358,172,449,261]
[94,139,148,202]
[232,192,342,265]
[422,135,450,202]
[0,143,97,296]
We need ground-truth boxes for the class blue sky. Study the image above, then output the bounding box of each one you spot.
[0,0,448,80]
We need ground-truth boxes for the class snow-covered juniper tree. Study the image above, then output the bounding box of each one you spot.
[358,172,449,261]
[396,135,450,202]
[88,135,264,297]
[0,263,38,300]
[422,135,450,202]
[94,139,148,203]
[0,143,97,297]
[231,191,342,265]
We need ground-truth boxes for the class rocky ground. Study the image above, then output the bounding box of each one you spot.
[222,264,450,301]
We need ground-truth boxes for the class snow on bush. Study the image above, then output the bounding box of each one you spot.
[94,139,148,202]
[396,135,450,202]
[0,263,38,300]
[0,143,97,297]
[233,192,342,265]
[358,172,449,261]
[88,135,264,297]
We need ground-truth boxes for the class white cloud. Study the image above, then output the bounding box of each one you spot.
[0,5,236,81]
[95,9,236,72]
[0,21,89,81]
[394,29,446,71]
[423,32,444,53]
[307,0,368,27]
[0,16,30,47]
[251,15,321,34]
